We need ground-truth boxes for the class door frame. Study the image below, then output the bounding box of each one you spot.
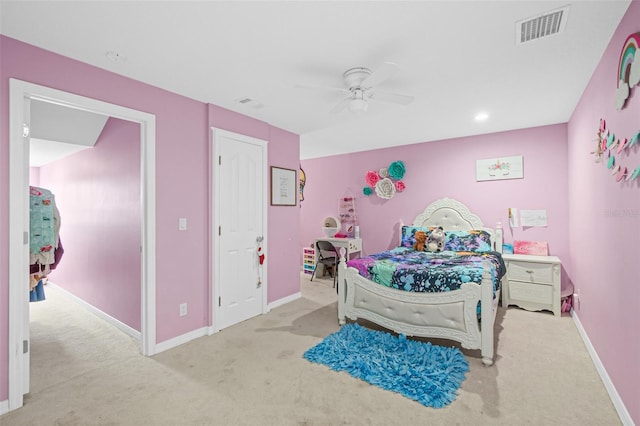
[210,127,268,334]
[8,79,157,411]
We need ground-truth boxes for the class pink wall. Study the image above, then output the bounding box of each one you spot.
[301,124,570,281]
[0,36,300,402]
[265,127,301,302]
[38,117,142,330]
[208,105,301,303]
[568,1,640,423]
[29,167,40,185]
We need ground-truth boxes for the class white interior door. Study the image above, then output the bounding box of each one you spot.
[213,128,267,331]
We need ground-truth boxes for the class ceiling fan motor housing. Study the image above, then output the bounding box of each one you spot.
[343,67,372,89]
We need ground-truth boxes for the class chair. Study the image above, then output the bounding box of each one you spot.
[310,240,339,287]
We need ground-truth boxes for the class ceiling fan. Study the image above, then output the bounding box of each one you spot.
[296,62,414,114]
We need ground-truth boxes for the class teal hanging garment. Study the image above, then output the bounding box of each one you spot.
[29,186,60,269]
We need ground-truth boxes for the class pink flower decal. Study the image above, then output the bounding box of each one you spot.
[388,161,406,180]
[374,178,396,199]
[365,170,380,187]
[363,160,407,200]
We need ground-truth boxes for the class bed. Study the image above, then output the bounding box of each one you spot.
[337,198,504,366]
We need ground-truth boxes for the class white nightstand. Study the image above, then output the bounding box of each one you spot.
[502,254,562,316]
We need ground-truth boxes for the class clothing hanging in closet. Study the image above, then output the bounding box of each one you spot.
[29,186,63,302]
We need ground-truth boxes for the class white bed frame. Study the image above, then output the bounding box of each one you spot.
[337,198,503,366]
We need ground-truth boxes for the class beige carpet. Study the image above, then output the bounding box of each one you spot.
[2,274,620,425]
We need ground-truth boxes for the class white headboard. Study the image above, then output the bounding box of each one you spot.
[404,197,503,253]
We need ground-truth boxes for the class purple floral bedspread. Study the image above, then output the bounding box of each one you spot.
[346,247,505,296]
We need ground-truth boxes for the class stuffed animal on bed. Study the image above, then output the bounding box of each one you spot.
[426,226,445,252]
[413,231,428,251]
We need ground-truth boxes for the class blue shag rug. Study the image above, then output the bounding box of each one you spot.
[303,323,469,408]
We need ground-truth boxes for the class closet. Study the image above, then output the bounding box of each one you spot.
[8,80,155,412]
[28,113,143,331]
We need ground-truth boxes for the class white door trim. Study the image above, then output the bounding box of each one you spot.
[8,79,157,411]
[210,127,268,334]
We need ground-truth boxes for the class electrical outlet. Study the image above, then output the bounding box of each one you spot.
[179,303,187,317]
[573,289,581,310]
[179,218,187,231]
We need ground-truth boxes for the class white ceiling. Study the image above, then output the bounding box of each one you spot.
[29,100,108,167]
[29,138,92,167]
[0,1,631,159]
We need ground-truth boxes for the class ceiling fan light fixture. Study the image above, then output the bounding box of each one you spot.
[348,89,368,113]
[349,98,368,113]
[297,62,411,114]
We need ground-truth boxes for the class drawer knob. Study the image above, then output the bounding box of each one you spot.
[526,270,534,274]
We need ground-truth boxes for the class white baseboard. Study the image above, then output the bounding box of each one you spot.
[160,292,303,349]
[571,310,633,425]
[155,327,208,354]
[268,291,301,310]
[0,399,9,416]
[48,282,141,341]
[205,292,302,337]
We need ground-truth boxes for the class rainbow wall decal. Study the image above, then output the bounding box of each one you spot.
[616,33,640,109]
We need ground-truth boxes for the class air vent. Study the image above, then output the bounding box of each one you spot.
[516,6,569,44]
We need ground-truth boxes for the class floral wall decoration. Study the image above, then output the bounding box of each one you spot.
[362,160,406,199]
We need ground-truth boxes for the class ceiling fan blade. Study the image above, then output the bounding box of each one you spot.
[294,83,347,94]
[330,97,352,114]
[368,90,414,105]
[361,62,400,88]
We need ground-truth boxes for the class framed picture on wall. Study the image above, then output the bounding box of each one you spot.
[476,155,524,181]
[271,166,297,206]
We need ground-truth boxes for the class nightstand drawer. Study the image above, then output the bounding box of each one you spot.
[508,281,553,305]
[508,261,554,284]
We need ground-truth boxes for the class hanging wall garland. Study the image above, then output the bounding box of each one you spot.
[590,31,640,183]
[363,160,406,199]
[592,118,640,182]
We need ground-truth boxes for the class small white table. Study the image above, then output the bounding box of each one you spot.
[502,254,562,316]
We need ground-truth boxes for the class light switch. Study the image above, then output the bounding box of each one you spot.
[179,218,187,231]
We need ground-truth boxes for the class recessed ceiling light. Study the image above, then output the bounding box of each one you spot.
[475,112,489,122]
[105,50,127,63]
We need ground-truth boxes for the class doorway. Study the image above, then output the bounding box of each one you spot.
[8,79,157,411]
[211,128,268,332]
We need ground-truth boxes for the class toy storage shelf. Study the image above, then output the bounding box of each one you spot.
[303,247,316,275]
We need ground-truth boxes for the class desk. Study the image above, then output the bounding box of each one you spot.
[313,237,362,267]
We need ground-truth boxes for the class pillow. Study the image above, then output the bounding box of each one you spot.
[400,225,433,248]
[444,230,492,252]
